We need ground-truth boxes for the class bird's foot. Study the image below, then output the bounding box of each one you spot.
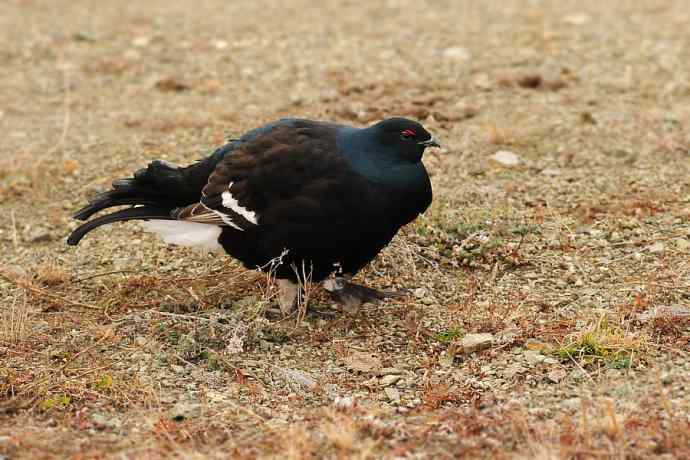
[322,277,409,312]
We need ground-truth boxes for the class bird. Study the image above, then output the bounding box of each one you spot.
[67,117,440,314]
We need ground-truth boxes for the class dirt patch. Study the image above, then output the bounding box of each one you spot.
[1,0,689,458]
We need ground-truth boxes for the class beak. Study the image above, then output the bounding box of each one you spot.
[418,137,441,148]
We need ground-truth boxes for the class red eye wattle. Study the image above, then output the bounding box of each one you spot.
[401,129,416,139]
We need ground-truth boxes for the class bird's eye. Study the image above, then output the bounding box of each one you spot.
[400,129,416,140]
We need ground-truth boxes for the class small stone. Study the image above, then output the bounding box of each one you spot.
[25,226,52,242]
[496,329,518,345]
[541,168,561,177]
[344,351,381,373]
[570,369,586,381]
[442,47,471,61]
[563,13,590,25]
[439,351,455,367]
[547,368,567,383]
[170,401,201,420]
[490,150,522,167]
[276,367,317,390]
[421,296,435,305]
[333,395,355,410]
[92,412,121,430]
[413,288,427,299]
[525,340,548,351]
[647,242,665,253]
[561,397,581,410]
[2,266,27,280]
[380,375,402,387]
[524,350,546,366]
[378,367,404,376]
[384,387,401,404]
[673,238,690,251]
[460,333,494,353]
[473,73,491,90]
[132,36,151,47]
[123,48,141,60]
[211,39,228,50]
[609,231,622,242]
[503,363,527,378]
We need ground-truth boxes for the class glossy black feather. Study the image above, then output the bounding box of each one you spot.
[67,117,435,283]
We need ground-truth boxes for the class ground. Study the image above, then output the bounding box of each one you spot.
[1,0,690,458]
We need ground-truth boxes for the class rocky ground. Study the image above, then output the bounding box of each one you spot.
[1,0,689,458]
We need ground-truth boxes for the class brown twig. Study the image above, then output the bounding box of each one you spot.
[0,271,100,311]
[74,270,136,283]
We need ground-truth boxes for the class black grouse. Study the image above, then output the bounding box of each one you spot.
[67,117,440,314]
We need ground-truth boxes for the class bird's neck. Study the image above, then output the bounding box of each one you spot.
[337,128,427,188]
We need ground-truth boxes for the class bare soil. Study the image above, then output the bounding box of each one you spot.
[1,0,689,458]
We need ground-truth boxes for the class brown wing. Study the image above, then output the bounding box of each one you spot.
[172,123,344,231]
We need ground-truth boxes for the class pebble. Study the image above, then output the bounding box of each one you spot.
[490,150,522,167]
[541,168,561,177]
[609,231,623,242]
[123,49,141,60]
[92,412,121,430]
[442,47,471,61]
[524,350,547,366]
[473,73,491,90]
[25,226,52,242]
[460,333,494,353]
[570,369,587,381]
[277,367,317,390]
[333,395,355,410]
[563,13,590,25]
[503,363,526,379]
[647,242,665,253]
[344,351,382,373]
[378,367,404,376]
[211,39,228,50]
[546,368,567,383]
[561,397,581,410]
[380,375,402,387]
[131,36,151,47]
[384,387,401,404]
[439,351,455,367]
[673,238,690,251]
[170,401,201,420]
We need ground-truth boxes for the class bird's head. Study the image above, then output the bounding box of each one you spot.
[368,117,441,163]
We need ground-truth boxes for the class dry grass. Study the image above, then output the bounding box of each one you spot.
[1,0,690,458]
[0,293,30,345]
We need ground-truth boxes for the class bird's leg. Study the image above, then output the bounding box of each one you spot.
[322,275,409,312]
[277,279,298,316]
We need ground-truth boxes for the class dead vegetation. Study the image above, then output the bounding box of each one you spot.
[1,0,690,458]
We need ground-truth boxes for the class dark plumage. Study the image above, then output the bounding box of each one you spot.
[68,117,440,313]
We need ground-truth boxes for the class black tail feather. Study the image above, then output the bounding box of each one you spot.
[67,206,173,246]
[68,157,222,245]
[73,191,172,221]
